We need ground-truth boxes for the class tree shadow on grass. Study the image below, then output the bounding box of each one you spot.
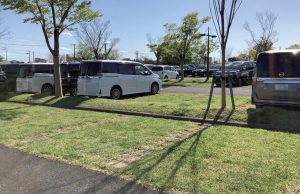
[116,125,209,194]
[0,106,30,121]
[247,106,300,133]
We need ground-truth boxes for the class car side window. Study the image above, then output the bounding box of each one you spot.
[86,63,100,76]
[134,65,148,75]
[119,63,135,75]
[102,62,118,73]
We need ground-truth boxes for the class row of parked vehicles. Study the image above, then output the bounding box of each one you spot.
[1,49,299,107]
[0,61,161,99]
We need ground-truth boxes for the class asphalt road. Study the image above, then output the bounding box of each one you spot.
[161,85,252,96]
[0,145,164,194]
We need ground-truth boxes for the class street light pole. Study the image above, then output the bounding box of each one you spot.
[200,27,217,82]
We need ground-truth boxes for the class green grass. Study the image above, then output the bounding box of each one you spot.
[2,93,300,131]
[1,102,300,193]
[0,102,197,170]
[123,126,300,193]
[162,77,213,87]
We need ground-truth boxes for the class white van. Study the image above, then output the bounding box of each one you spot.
[151,65,179,79]
[16,63,80,95]
[16,63,54,94]
[77,60,161,99]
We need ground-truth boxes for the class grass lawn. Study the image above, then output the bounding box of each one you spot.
[1,102,300,193]
[3,93,300,131]
[162,77,212,87]
[123,125,300,193]
[0,102,197,171]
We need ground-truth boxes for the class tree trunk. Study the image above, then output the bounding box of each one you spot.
[53,55,63,97]
[180,62,184,81]
[221,44,226,108]
[53,31,63,97]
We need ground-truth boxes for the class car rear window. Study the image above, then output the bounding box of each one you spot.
[257,52,300,77]
[152,67,163,71]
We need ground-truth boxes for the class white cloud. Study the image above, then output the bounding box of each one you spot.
[61,32,73,37]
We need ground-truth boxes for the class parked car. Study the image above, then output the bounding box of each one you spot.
[192,64,206,77]
[183,65,195,76]
[252,50,300,108]
[214,61,256,87]
[0,64,21,91]
[0,68,7,93]
[77,60,161,99]
[151,65,179,79]
[61,62,81,96]
[16,63,80,95]
[209,64,221,76]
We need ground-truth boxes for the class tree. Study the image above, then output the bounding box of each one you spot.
[286,44,300,50]
[0,0,100,97]
[244,11,278,60]
[77,19,119,60]
[163,12,210,80]
[146,34,164,64]
[210,0,243,109]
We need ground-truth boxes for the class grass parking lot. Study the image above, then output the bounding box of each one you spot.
[1,102,300,193]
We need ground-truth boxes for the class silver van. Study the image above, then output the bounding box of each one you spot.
[252,50,300,108]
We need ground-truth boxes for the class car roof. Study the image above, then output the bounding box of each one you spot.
[263,49,300,54]
[81,60,142,64]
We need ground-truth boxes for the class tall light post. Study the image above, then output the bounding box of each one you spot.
[200,27,217,82]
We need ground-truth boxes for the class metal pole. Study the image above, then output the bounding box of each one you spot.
[4,48,7,61]
[32,51,35,63]
[73,44,76,62]
[206,27,210,81]
[104,43,107,59]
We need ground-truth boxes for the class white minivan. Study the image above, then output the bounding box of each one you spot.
[151,65,179,79]
[77,60,161,99]
[16,63,55,94]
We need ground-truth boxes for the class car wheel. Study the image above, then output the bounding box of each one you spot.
[215,84,221,87]
[150,83,159,95]
[41,84,53,95]
[164,75,168,79]
[255,104,264,109]
[176,75,179,79]
[237,78,243,87]
[70,87,77,96]
[110,86,122,99]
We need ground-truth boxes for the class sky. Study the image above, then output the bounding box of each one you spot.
[0,0,299,62]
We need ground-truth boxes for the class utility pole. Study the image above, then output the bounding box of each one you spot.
[26,51,31,63]
[200,27,217,82]
[32,51,35,63]
[73,44,76,62]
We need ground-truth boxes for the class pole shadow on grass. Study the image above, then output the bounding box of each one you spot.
[115,126,209,194]
[247,106,300,133]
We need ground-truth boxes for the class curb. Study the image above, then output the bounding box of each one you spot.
[8,100,281,131]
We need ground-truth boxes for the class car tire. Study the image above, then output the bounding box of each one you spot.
[216,84,221,87]
[110,86,122,99]
[150,83,159,95]
[237,78,243,87]
[70,87,77,96]
[164,75,168,79]
[176,75,179,79]
[41,84,53,95]
[255,104,264,109]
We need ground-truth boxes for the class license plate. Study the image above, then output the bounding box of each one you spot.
[275,84,288,91]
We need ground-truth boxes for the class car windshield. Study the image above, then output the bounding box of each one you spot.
[257,52,300,77]
[225,62,242,70]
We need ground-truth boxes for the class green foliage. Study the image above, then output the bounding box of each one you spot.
[286,44,300,49]
[148,12,214,66]
[0,0,100,54]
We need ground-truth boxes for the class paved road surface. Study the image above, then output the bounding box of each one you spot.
[161,85,252,96]
[0,145,163,194]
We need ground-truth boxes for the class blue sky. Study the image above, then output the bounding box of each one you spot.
[0,0,299,62]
